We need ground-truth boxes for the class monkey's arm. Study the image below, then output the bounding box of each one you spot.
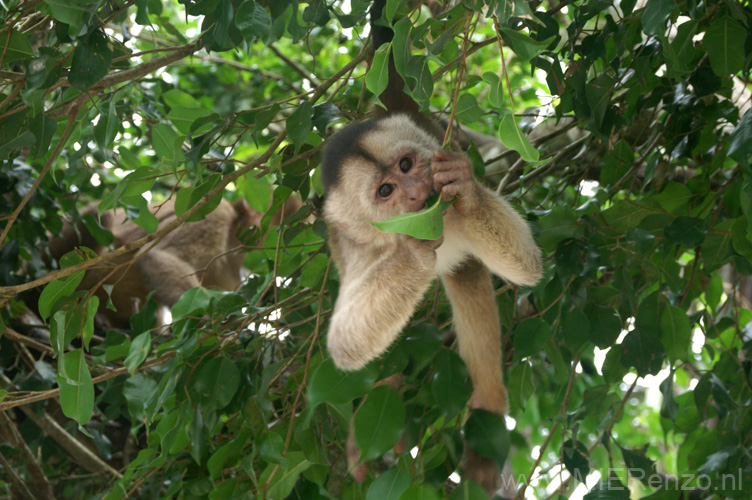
[432,150,542,286]
[327,239,437,371]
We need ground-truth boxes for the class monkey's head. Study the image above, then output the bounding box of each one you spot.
[321,114,440,242]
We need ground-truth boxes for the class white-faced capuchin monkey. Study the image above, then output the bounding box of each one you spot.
[50,196,301,329]
[321,0,543,494]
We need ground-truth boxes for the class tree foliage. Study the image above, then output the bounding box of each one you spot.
[1,0,751,499]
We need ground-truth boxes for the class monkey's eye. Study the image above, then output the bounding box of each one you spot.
[378,183,394,198]
[399,157,413,173]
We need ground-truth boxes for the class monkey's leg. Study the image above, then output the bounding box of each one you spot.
[441,257,506,495]
[135,249,201,307]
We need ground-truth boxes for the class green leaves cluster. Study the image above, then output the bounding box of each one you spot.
[2,0,752,499]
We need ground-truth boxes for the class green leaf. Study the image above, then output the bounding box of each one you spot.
[659,306,691,361]
[307,358,377,409]
[641,0,676,35]
[29,113,59,158]
[167,106,212,135]
[498,110,539,162]
[124,373,157,423]
[448,481,490,500]
[94,98,118,152]
[431,349,472,418]
[371,196,454,240]
[561,309,590,351]
[286,101,313,151]
[498,28,552,60]
[513,318,551,360]
[38,270,85,320]
[258,451,311,499]
[583,480,630,499]
[620,328,665,377]
[728,109,752,167]
[659,370,677,420]
[151,123,184,165]
[80,213,114,246]
[193,356,240,410]
[464,409,509,468]
[663,216,707,247]
[207,429,251,479]
[585,73,615,130]
[173,175,222,221]
[399,484,442,500]
[585,304,622,349]
[68,31,113,92]
[507,362,534,411]
[162,89,200,108]
[258,432,286,466]
[538,205,579,251]
[704,15,747,77]
[618,445,657,485]
[482,72,503,108]
[236,0,272,41]
[98,167,158,212]
[562,439,590,479]
[662,21,699,78]
[354,385,405,462]
[366,44,390,107]
[56,349,94,426]
[366,467,412,500]
[0,29,34,66]
[641,0,675,36]
[454,93,482,123]
[124,332,152,374]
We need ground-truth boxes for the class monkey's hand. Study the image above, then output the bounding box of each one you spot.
[430,150,481,216]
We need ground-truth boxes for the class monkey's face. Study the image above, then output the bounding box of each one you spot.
[322,115,440,241]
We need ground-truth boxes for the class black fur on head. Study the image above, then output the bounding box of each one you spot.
[321,118,381,191]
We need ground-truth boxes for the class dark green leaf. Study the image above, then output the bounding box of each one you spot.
[353,385,405,462]
[68,31,113,92]
[236,0,272,41]
[464,409,509,468]
[728,109,752,167]
[286,101,313,151]
[641,0,675,36]
[585,305,622,349]
[367,44,390,107]
[307,358,378,408]
[399,484,442,500]
[704,16,747,77]
[448,481,490,500]
[431,348,472,418]
[663,216,707,247]
[193,356,240,410]
[620,329,665,377]
[659,306,691,361]
[366,467,411,500]
[57,349,94,426]
[513,318,551,360]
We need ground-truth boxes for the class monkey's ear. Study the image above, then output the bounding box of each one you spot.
[233,199,263,230]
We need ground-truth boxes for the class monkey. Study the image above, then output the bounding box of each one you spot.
[49,195,302,329]
[320,0,543,494]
